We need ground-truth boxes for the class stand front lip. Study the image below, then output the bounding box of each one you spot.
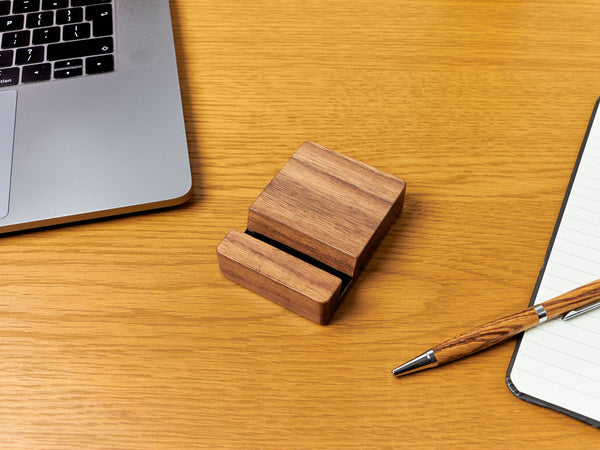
[217,229,346,325]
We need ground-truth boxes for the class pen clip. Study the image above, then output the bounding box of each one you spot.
[562,299,600,321]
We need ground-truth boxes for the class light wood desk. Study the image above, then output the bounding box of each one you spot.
[3,1,600,447]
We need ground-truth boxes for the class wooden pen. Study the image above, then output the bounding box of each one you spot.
[392,278,600,377]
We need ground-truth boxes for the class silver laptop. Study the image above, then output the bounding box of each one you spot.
[0,0,192,234]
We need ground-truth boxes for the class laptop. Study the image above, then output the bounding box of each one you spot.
[0,0,192,234]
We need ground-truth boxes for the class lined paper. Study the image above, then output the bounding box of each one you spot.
[508,102,600,426]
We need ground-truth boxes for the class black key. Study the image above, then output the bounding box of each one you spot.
[26,11,54,28]
[0,15,25,32]
[63,22,90,40]
[0,49,13,67]
[32,26,60,44]
[55,58,82,69]
[56,7,83,24]
[0,67,19,86]
[21,62,50,82]
[54,58,83,79]
[42,0,68,9]
[54,66,82,78]
[15,45,44,64]
[47,36,112,60]
[13,0,41,13]
[71,0,110,6]
[2,30,30,48]
[86,4,112,37]
[0,2,11,16]
[86,54,113,74]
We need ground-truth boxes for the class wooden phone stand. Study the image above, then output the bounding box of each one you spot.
[217,142,406,324]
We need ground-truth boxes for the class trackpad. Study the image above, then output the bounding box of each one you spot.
[0,90,17,219]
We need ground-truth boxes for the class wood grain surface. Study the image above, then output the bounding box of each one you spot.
[248,141,406,277]
[433,308,541,365]
[543,278,600,318]
[217,229,343,325]
[3,0,600,447]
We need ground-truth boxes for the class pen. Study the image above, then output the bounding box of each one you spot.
[392,278,600,377]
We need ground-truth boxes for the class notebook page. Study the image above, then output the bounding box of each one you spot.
[508,104,600,425]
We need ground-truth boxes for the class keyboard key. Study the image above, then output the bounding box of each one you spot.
[0,2,11,16]
[42,0,68,9]
[21,62,50,82]
[55,58,83,70]
[2,31,30,48]
[71,0,110,6]
[56,7,83,24]
[32,26,60,44]
[0,67,20,86]
[54,58,85,78]
[26,11,54,28]
[0,50,12,67]
[47,36,112,61]
[63,22,90,41]
[13,0,41,13]
[54,66,82,78]
[15,45,44,64]
[87,4,112,37]
[0,15,25,32]
[54,59,83,79]
[86,54,113,74]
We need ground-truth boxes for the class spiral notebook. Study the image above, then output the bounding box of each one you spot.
[506,98,600,428]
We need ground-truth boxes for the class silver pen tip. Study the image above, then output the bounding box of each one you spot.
[392,349,438,377]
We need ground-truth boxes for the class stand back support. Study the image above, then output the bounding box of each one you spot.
[217,142,406,324]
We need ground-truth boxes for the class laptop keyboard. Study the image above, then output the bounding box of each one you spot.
[0,0,114,87]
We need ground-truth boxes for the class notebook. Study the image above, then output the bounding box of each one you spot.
[507,98,600,428]
[0,0,191,234]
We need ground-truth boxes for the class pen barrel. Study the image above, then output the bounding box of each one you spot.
[541,278,600,319]
[433,278,600,366]
[432,308,539,366]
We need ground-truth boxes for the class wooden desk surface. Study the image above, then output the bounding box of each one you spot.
[3,0,600,447]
